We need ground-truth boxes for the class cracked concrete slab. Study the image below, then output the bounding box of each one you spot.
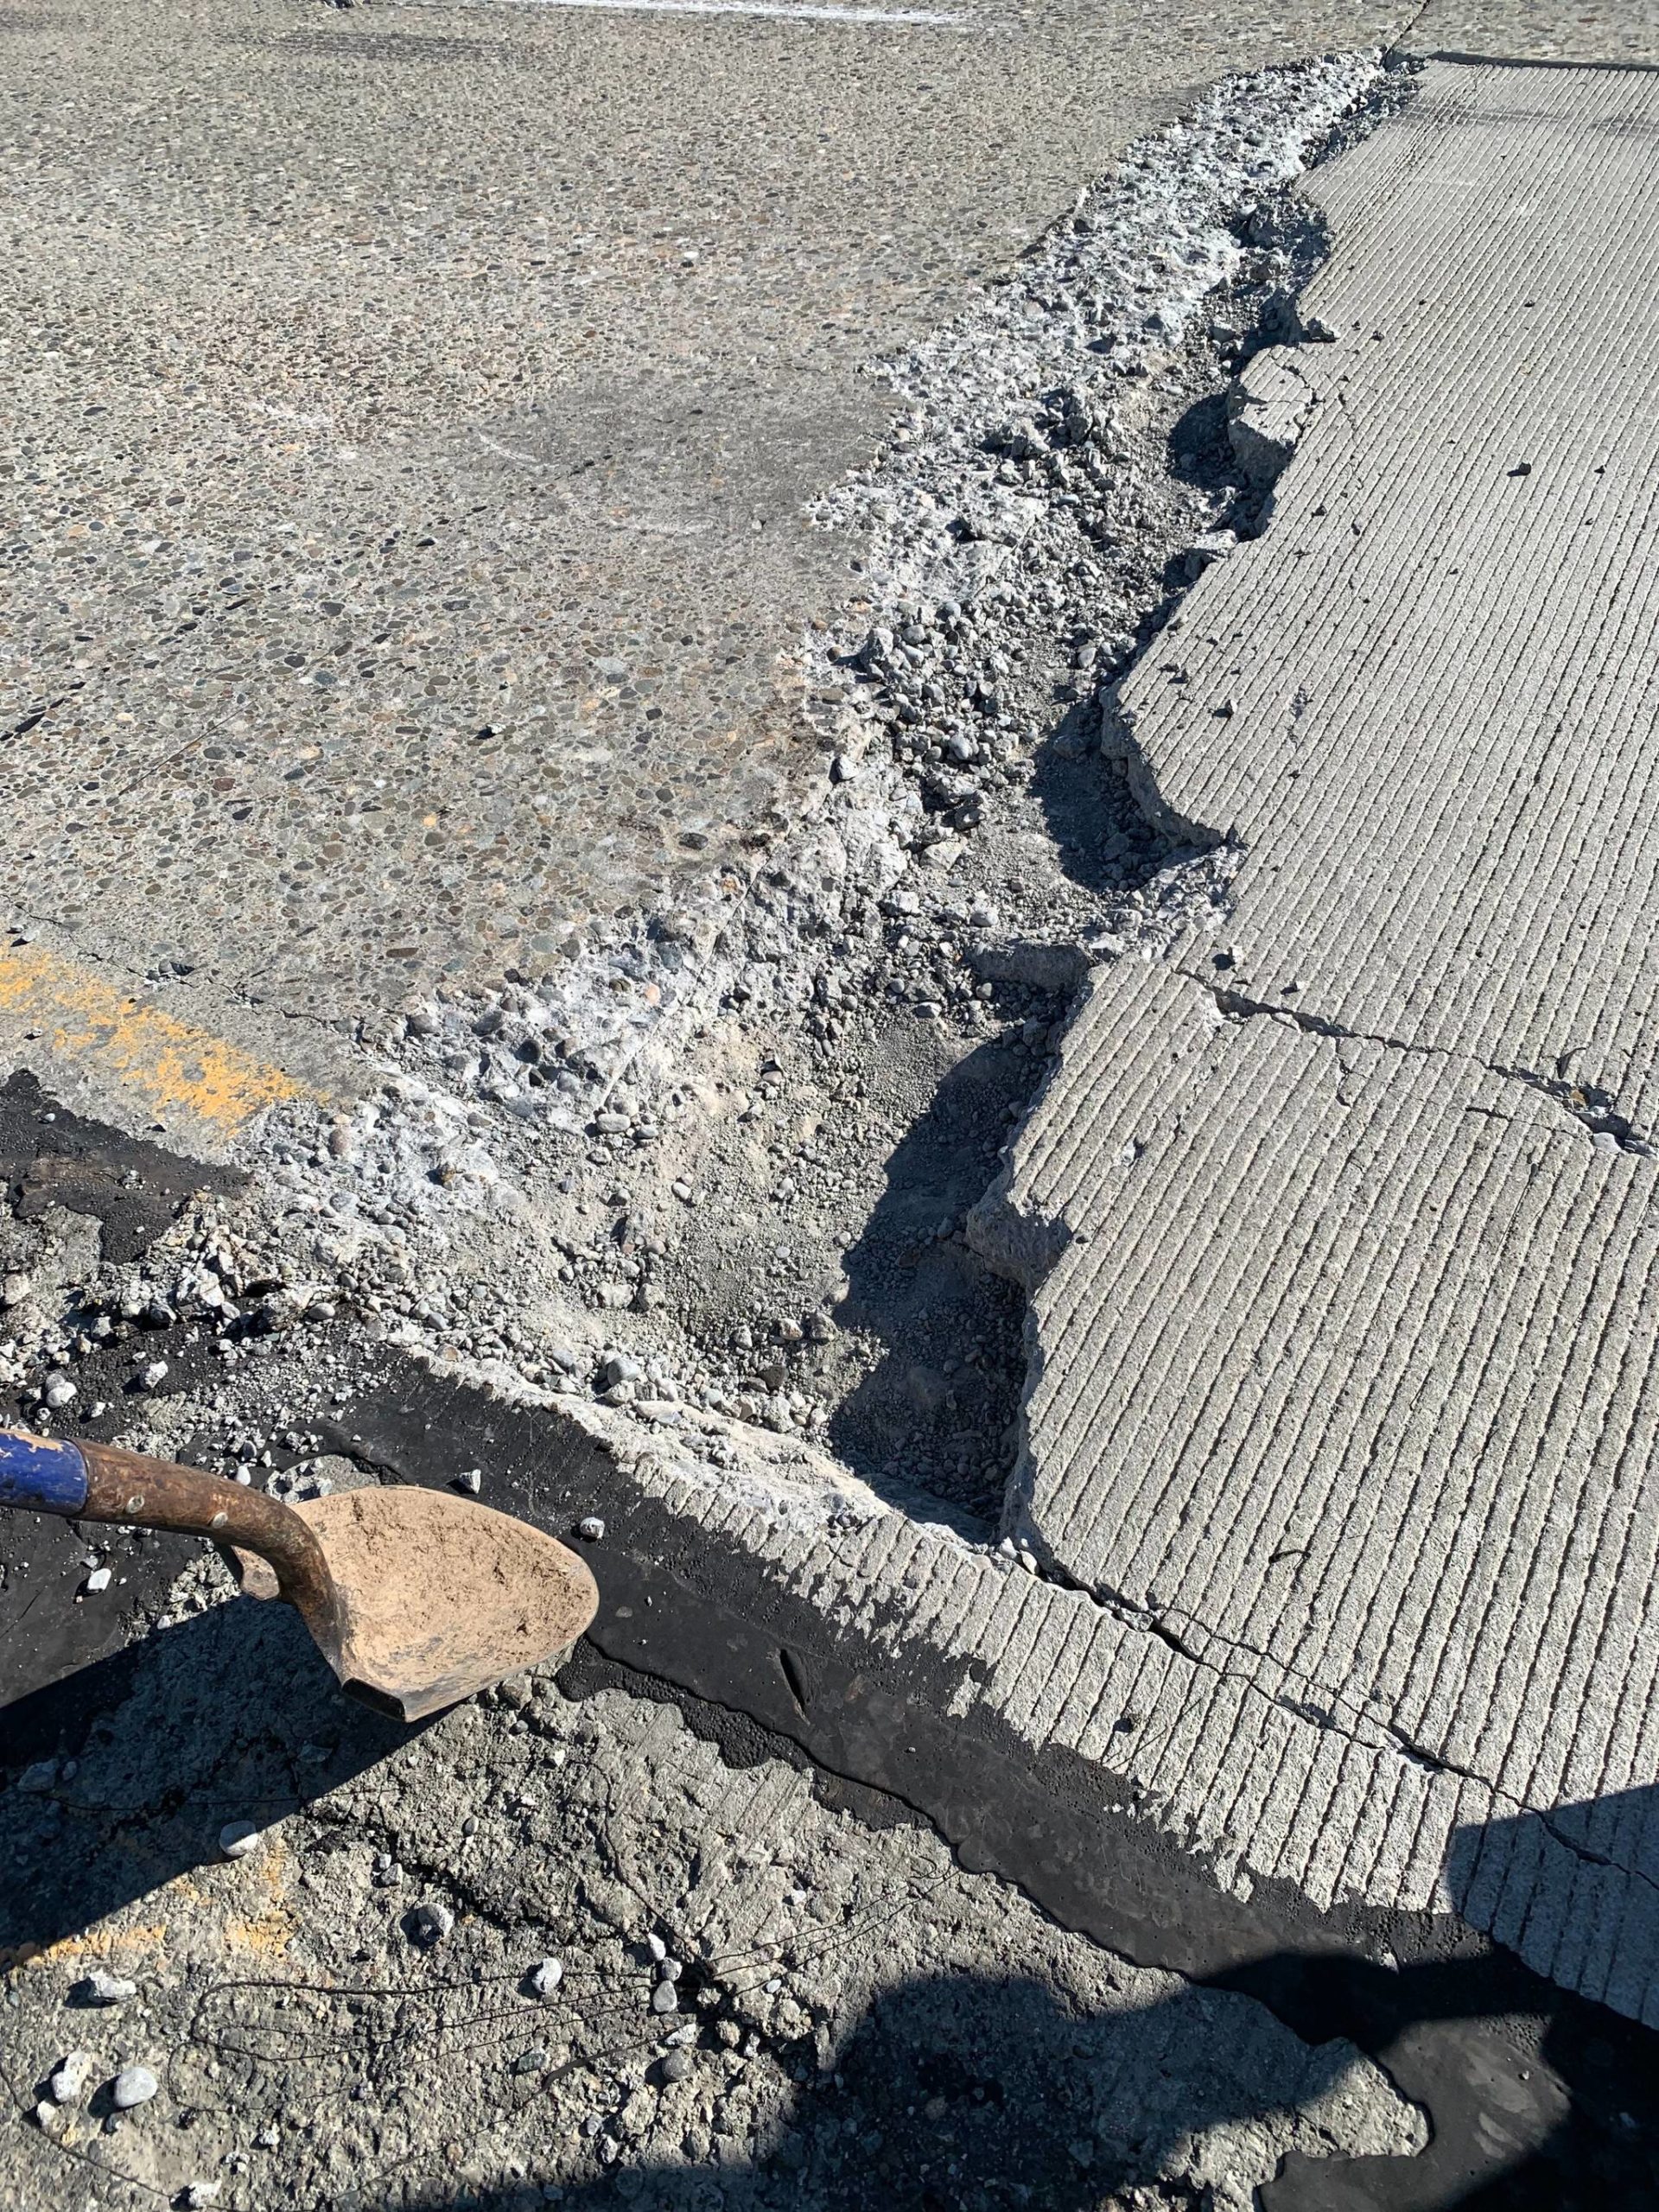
[1114,59,1659,1134]
[982,58,1659,2026]
[971,960,1659,2013]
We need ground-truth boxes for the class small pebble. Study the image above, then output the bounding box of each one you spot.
[454,1468,482,1495]
[577,1516,606,1542]
[662,2049,694,2083]
[16,1759,57,1793]
[84,1567,111,1592]
[49,2051,96,2104]
[650,1980,678,2014]
[529,1957,563,1999]
[138,1360,168,1390]
[409,1901,454,1947]
[647,1933,669,1962]
[79,1970,137,2006]
[111,2065,158,2110]
[219,1821,260,1859]
[182,2186,223,2209]
[43,1376,77,1410]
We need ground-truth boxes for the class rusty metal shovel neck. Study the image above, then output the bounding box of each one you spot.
[0,1427,598,1721]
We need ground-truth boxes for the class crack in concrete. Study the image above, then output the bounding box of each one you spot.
[997,1531,1649,1894]
[1192,972,1653,1151]
[1122,1589,1659,1900]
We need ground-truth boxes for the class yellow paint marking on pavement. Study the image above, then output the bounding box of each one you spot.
[0,942,315,1133]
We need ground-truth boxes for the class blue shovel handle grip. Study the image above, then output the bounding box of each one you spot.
[0,1428,91,1515]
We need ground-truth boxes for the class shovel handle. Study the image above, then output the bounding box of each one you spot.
[0,1425,340,1644]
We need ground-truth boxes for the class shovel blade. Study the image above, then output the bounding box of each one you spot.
[238,1485,599,1721]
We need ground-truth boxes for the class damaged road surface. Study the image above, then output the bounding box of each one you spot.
[9,21,1659,2212]
[986,55,1659,2016]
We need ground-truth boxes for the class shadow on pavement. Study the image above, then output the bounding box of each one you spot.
[7,1545,1659,2212]
[826,1031,1032,1526]
[0,1596,411,1961]
[374,1960,1414,2212]
[366,1930,1659,2212]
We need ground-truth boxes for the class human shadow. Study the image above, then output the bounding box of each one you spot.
[374,1961,1422,2212]
[0,1593,411,1961]
[349,1778,1659,2212]
[1213,1944,1659,2211]
[364,1929,1659,2212]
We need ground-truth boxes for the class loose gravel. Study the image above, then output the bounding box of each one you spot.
[0,52,1413,1530]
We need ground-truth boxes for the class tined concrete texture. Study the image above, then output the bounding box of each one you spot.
[0,1570,1423,2212]
[981,60,1659,2022]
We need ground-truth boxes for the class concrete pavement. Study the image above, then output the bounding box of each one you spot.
[10,9,1659,2209]
[1,0,1407,1033]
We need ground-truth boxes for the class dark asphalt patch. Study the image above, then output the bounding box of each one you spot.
[0,1071,246,1741]
[0,1066,243,1263]
[318,1357,1659,2212]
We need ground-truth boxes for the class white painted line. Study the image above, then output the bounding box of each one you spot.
[435,0,968,23]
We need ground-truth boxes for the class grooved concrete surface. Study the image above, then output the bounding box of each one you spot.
[573,1389,1659,2035]
[977,61,1659,2021]
[1122,60,1659,1129]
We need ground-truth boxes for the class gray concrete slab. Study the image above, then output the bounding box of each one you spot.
[975,59,1659,2021]
[1116,58,1659,1129]
[0,0,1414,1027]
[1404,0,1659,64]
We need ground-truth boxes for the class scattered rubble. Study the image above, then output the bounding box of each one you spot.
[1,1582,1427,2209]
[0,58,1413,1546]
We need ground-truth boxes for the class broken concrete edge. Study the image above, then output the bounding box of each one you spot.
[266,1346,1621,2209]
[968,60,1659,2054]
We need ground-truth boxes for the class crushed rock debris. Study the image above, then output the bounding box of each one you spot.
[0,56,1414,1544]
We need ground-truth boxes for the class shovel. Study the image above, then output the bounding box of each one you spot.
[0,1426,599,1721]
